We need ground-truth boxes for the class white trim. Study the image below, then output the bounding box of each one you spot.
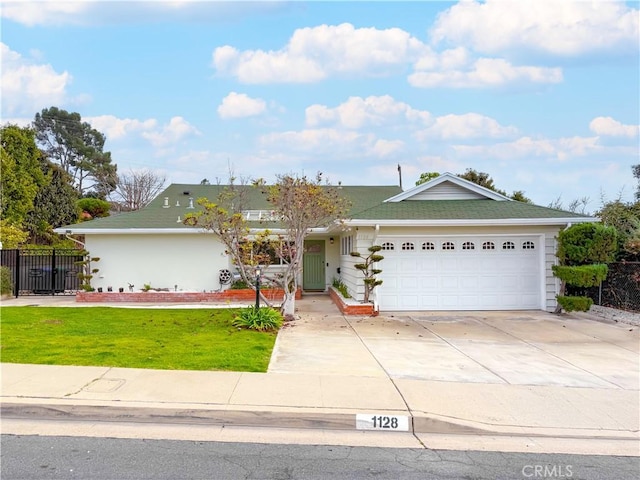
[345,217,596,227]
[385,172,510,203]
[53,228,209,235]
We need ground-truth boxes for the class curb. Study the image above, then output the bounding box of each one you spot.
[2,402,635,442]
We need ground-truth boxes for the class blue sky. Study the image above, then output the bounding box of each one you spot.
[2,0,639,210]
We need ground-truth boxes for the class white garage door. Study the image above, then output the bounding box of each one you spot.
[377,236,542,311]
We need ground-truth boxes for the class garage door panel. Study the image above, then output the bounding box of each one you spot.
[378,236,541,311]
[441,277,459,289]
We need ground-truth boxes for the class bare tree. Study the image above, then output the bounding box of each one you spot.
[111,169,166,211]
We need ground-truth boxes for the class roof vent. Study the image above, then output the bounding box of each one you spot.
[163,197,170,208]
[177,216,182,223]
[175,200,180,207]
[183,190,191,196]
[187,197,195,209]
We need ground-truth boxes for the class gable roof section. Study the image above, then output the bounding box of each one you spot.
[56,183,403,233]
[385,172,510,202]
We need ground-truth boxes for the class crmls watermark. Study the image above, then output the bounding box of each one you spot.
[522,465,573,478]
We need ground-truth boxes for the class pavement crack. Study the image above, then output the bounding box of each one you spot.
[64,367,113,397]
[342,315,427,449]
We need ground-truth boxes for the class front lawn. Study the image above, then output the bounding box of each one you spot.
[0,307,277,372]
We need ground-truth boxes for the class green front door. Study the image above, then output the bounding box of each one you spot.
[303,240,326,290]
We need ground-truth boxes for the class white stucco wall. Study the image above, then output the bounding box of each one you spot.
[84,233,228,292]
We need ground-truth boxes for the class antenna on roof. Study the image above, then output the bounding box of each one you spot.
[397,164,403,191]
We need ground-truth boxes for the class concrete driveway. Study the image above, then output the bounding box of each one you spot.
[269,297,639,391]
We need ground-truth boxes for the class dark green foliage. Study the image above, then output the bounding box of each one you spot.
[552,264,608,288]
[554,223,617,313]
[555,295,593,312]
[1,266,13,295]
[26,162,80,243]
[457,168,532,203]
[556,223,618,265]
[596,200,640,260]
[351,245,384,303]
[332,277,351,298]
[0,124,45,225]
[233,306,283,332]
[77,198,111,219]
[230,279,250,289]
[34,107,117,197]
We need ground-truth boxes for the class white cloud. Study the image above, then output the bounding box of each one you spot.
[86,115,158,140]
[1,2,89,27]
[141,117,201,148]
[306,95,431,129]
[420,113,518,140]
[431,0,639,57]
[213,23,426,83]
[409,57,562,88]
[217,92,267,119]
[259,128,371,152]
[1,42,73,116]
[1,1,289,27]
[589,116,639,137]
[453,135,601,161]
[371,139,404,157]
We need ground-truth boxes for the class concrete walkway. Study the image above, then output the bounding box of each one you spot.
[1,295,639,455]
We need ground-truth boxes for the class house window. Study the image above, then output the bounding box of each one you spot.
[442,242,455,250]
[422,242,435,251]
[482,241,495,250]
[523,241,535,250]
[402,242,415,251]
[381,242,395,251]
[503,241,515,250]
[462,242,475,250]
[341,235,353,255]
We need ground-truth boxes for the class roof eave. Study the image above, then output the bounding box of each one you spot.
[344,217,598,227]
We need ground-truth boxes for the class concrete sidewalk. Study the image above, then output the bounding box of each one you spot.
[1,295,639,455]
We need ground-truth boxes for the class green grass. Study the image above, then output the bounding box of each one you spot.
[0,307,278,372]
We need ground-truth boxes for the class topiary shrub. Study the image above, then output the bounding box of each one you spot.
[552,264,608,287]
[554,223,617,313]
[233,306,283,332]
[350,245,384,303]
[1,266,13,295]
[556,295,593,312]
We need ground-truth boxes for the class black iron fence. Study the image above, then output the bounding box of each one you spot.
[568,262,640,312]
[0,249,84,296]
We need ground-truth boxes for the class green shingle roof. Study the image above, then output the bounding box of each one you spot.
[353,199,591,220]
[61,183,592,231]
[62,183,405,230]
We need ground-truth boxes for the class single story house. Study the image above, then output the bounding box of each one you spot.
[56,173,595,311]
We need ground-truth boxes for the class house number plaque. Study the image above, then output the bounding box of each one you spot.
[356,414,410,431]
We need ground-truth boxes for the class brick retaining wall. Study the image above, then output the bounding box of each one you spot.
[76,288,301,303]
[328,287,375,315]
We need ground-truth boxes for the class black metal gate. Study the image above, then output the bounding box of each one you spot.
[0,249,84,297]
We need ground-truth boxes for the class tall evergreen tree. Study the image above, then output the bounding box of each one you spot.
[33,107,117,198]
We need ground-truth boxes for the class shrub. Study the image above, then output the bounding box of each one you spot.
[231,279,250,290]
[77,198,111,220]
[552,264,608,287]
[1,266,13,295]
[332,277,351,298]
[556,295,593,312]
[233,306,283,332]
